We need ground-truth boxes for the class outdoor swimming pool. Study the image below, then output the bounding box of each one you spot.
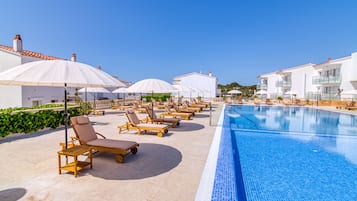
[211,105,357,201]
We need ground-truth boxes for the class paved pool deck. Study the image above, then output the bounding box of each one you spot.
[0,103,224,201]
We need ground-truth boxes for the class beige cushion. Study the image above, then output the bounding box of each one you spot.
[76,116,90,125]
[137,123,168,129]
[87,139,136,150]
[126,110,140,124]
[71,116,98,143]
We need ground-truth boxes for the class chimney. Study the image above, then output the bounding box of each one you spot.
[208,71,212,77]
[97,65,101,70]
[327,57,333,62]
[13,34,23,52]
[71,53,76,61]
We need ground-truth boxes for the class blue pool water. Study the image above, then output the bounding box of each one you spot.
[212,105,357,201]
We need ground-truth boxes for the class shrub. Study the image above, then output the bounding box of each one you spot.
[0,107,81,137]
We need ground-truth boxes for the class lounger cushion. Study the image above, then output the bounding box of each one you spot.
[76,116,90,125]
[136,123,168,129]
[72,117,98,143]
[127,110,140,124]
[87,139,136,150]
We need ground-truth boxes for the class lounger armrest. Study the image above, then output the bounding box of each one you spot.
[96,132,106,139]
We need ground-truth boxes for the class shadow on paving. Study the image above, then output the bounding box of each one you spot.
[0,188,27,201]
[170,122,205,132]
[87,143,182,180]
[90,121,111,126]
[193,113,210,118]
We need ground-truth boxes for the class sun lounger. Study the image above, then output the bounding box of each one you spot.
[182,101,202,112]
[133,102,147,113]
[172,104,195,116]
[152,99,166,109]
[125,109,169,137]
[344,101,356,110]
[160,106,193,120]
[70,116,139,163]
[187,100,207,109]
[145,105,180,128]
[193,98,210,108]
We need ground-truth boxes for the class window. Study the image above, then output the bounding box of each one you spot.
[32,100,41,106]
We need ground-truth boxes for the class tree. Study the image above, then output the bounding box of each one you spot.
[219,82,256,98]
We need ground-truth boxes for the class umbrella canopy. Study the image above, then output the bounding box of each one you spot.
[112,87,129,105]
[0,60,124,88]
[256,90,267,95]
[341,89,357,95]
[285,91,298,95]
[78,87,111,93]
[0,60,125,148]
[78,87,111,110]
[172,84,193,93]
[112,87,128,93]
[227,89,242,94]
[127,78,176,93]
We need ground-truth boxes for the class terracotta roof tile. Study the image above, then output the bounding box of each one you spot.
[0,45,62,60]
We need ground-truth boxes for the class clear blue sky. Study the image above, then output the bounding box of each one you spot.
[1,0,357,85]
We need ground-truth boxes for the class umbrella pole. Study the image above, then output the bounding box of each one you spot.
[85,88,87,102]
[94,93,96,111]
[152,91,154,116]
[64,83,68,149]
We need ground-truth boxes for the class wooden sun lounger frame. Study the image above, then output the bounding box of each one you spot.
[125,110,169,137]
[70,116,139,163]
[145,106,180,128]
[161,106,192,120]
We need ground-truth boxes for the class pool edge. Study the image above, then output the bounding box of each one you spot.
[195,104,226,201]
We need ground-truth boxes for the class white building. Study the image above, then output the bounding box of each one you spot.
[0,35,116,108]
[0,35,70,108]
[257,52,357,100]
[172,72,218,98]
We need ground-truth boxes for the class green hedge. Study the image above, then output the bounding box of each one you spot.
[141,94,171,102]
[0,107,81,137]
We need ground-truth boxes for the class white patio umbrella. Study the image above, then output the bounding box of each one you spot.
[127,78,176,93]
[227,89,242,94]
[341,89,357,95]
[127,78,176,113]
[78,87,111,110]
[285,91,298,95]
[112,87,128,105]
[256,90,267,95]
[341,89,357,100]
[0,60,125,148]
[172,84,192,93]
[172,84,193,97]
[285,90,298,100]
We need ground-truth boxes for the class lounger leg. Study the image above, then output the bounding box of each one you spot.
[116,155,124,163]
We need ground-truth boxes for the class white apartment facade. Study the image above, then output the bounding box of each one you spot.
[0,35,69,108]
[0,35,118,108]
[172,72,218,98]
[257,52,357,100]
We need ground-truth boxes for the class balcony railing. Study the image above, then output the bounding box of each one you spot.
[312,75,341,84]
[321,93,340,100]
[275,80,291,88]
[257,84,267,90]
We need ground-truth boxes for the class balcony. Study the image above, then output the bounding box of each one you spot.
[320,93,340,100]
[275,80,291,88]
[257,84,267,90]
[312,75,341,85]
